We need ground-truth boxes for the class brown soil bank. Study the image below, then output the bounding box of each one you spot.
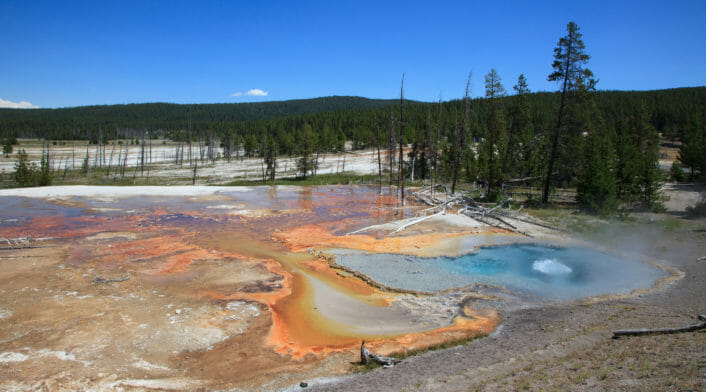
[308,216,705,392]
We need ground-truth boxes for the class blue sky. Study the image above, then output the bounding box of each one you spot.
[1,0,705,108]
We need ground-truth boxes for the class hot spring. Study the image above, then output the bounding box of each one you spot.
[331,243,669,300]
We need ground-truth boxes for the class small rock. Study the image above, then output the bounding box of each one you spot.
[175,309,182,315]
[300,381,308,388]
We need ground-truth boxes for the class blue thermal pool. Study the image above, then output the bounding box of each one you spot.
[331,244,669,300]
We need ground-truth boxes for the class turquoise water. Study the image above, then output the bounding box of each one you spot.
[333,244,668,300]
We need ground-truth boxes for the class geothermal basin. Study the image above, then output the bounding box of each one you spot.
[330,243,669,300]
[0,185,676,390]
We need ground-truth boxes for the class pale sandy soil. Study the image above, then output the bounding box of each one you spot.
[662,182,704,214]
[0,139,382,183]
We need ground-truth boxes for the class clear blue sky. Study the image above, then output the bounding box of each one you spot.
[1,0,705,108]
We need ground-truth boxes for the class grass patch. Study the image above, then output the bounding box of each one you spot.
[390,334,487,360]
[352,334,486,373]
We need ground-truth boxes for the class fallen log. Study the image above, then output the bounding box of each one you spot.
[612,315,706,339]
[463,209,532,237]
[360,340,401,367]
[392,211,442,233]
[493,210,565,232]
[93,273,130,284]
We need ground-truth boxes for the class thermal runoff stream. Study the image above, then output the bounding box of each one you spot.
[0,185,674,390]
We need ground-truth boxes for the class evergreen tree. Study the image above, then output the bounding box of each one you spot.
[14,149,38,187]
[678,114,705,179]
[614,118,643,202]
[2,138,12,157]
[633,103,663,209]
[297,123,316,178]
[39,150,52,186]
[543,22,595,203]
[577,127,617,214]
[243,134,258,157]
[480,68,507,198]
[504,74,533,178]
[670,161,685,182]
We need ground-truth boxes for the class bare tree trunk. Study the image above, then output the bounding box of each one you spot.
[314,143,320,175]
[140,131,146,175]
[84,144,90,175]
[613,316,706,338]
[188,132,192,167]
[452,73,472,194]
[398,73,405,205]
[433,97,441,198]
[146,137,152,183]
[375,120,383,195]
[543,39,573,203]
[122,144,128,178]
[107,142,116,177]
[388,112,396,191]
[192,160,198,185]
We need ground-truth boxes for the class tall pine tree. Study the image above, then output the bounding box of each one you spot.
[543,22,595,203]
[480,68,507,198]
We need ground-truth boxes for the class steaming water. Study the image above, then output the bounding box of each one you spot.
[532,259,572,275]
[332,244,668,300]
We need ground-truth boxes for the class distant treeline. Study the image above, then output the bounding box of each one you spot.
[0,88,703,147]
[2,85,705,209]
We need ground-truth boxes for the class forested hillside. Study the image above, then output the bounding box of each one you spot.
[0,96,400,140]
[1,21,704,215]
[1,88,703,144]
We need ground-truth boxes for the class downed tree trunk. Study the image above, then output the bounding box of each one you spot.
[360,340,402,367]
[392,212,441,234]
[493,209,565,232]
[612,315,706,339]
[93,273,130,284]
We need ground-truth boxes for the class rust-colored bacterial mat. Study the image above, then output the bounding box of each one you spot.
[0,186,498,390]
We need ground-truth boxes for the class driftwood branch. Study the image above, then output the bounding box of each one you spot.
[493,209,565,232]
[360,340,401,367]
[392,211,442,233]
[0,235,53,250]
[93,273,131,284]
[612,315,706,339]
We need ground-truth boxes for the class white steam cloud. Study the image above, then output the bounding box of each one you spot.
[0,98,39,109]
[230,88,268,98]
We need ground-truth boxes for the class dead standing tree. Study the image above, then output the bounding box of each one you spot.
[398,73,405,205]
[388,111,397,191]
[451,72,472,194]
[375,118,383,195]
[432,96,442,198]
